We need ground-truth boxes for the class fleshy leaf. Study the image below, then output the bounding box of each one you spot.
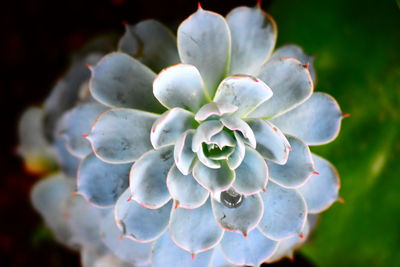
[151,108,196,149]
[227,132,246,170]
[233,147,268,195]
[58,102,107,158]
[31,174,75,247]
[270,92,343,145]
[89,52,164,112]
[100,210,152,265]
[193,160,235,194]
[227,6,277,75]
[170,199,223,254]
[271,44,316,83]
[54,135,80,178]
[247,119,290,164]
[210,245,238,267]
[167,164,209,209]
[195,102,238,121]
[77,153,130,207]
[115,189,172,242]
[153,64,207,112]
[129,146,174,209]
[212,193,263,235]
[220,229,278,266]
[258,181,307,240]
[152,231,213,267]
[88,108,158,163]
[174,130,196,175]
[220,116,256,148]
[298,154,340,213]
[118,20,180,72]
[268,135,315,188]
[210,131,236,148]
[197,145,221,169]
[249,57,313,119]
[192,120,224,152]
[178,8,231,97]
[214,76,273,117]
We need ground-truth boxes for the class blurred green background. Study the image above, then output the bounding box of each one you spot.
[268,0,400,266]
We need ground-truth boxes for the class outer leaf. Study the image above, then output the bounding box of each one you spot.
[167,164,209,209]
[89,52,164,112]
[88,108,158,163]
[258,181,307,240]
[152,231,214,267]
[298,154,340,213]
[227,6,277,75]
[54,135,80,178]
[169,199,223,254]
[212,193,264,236]
[247,119,290,164]
[100,211,152,265]
[220,229,278,266]
[193,160,235,195]
[151,108,195,149]
[153,64,207,112]
[178,8,231,97]
[249,57,313,119]
[270,92,343,145]
[268,135,315,188]
[118,20,180,72]
[233,147,268,195]
[129,146,174,209]
[210,245,238,267]
[214,76,273,117]
[114,189,172,242]
[78,153,130,207]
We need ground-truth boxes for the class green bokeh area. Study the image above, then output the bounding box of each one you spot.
[268,0,400,266]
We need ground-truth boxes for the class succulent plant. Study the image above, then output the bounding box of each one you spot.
[20,3,345,267]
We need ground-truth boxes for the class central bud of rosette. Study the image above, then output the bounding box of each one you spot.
[150,63,291,209]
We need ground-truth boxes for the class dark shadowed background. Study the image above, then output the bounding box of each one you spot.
[1,0,399,266]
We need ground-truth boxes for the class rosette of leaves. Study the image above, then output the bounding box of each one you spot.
[21,4,346,267]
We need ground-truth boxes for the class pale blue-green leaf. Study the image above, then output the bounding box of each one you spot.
[298,154,340,213]
[31,173,75,247]
[227,132,246,170]
[77,153,130,207]
[88,108,158,163]
[270,92,343,145]
[89,52,164,112]
[118,20,179,72]
[227,6,277,76]
[249,58,313,119]
[178,8,231,97]
[210,131,236,148]
[152,231,213,267]
[266,221,310,263]
[214,76,273,117]
[248,119,290,164]
[197,145,221,169]
[65,194,103,248]
[114,189,172,242]
[193,160,235,195]
[151,108,195,149]
[129,146,174,209]
[192,120,224,152]
[170,198,223,254]
[174,130,196,175]
[54,135,80,178]
[210,245,238,267]
[258,181,307,240]
[59,102,108,158]
[233,147,268,195]
[268,135,315,188]
[212,193,263,236]
[100,210,152,265]
[195,102,238,121]
[220,229,278,266]
[220,116,256,148]
[153,64,207,112]
[271,44,316,83]
[167,165,209,209]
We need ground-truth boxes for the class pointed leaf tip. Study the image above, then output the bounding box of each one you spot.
[197,2,202,9]
[342,113,351,118]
